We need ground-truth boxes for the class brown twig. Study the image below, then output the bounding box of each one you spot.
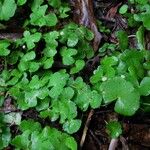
[108,138,118,150]
[0,33,22,40]
[70,0,102,51]
[95,109,113,114]
[0,108,21,113]
[120,136,129,150]
[80,109,94,149]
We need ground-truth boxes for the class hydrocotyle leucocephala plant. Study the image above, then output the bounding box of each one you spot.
[0,0,150,149]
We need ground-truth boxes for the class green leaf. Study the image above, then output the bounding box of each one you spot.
[43,31,59,47]
[30,5,57,27]
[60,47,77,65]
[120,50,144,78]
[43,57,54,69]
[18,61,29,72]
[29,62,40,72]
[43,46,57,58]
[135,0,148,4]
[17,0,27,5]
[7,51,22,64]
[40,73,52,87]
[22,51,36,61]
[59,100,77,123]
[40,109,58,121]
[75,86,91,111]
[1,69,10,81]
[48,71,69,98]
[45,13,58,27]
[23,31,42,50]
[101,56,118,67]
[99,43,116,54]
[101,77,134,102]
[116,30,128,50]
[139,77,150,96]
[63,119,81,134]
[73,82,102,110]
[45,127,77,150]
[67,33,78,47]
[24,90,39,107]
[48,0,61,8]
[119,4,128,14]
[70,60,85,74]
[100,77,140,116]
[28,75,40,89]
[0,96,4,106]
[45,98,77,123]
[4,112,22,125]
[43,32,58,61]
[90,66,103,84]
[30,130,54,150]
[128,15,137,27]
[114,90,140,116]
[136,26,145,50]
[0,40,10,56]
[79,26,94,41]
[11,130,30,149]
[36,99,49,112]
[61,87,74,100]
[95,56,118,79]
[143,61,150,70]
[102,57,118,74]
[59,6,71,18]
[0,127,11,149]
[59,23,78,44]
[37,87,49,99]
[30,5,47,26]
[0,0,17,21]
[31,0,44,11]
[0,78,6,87]
[12,120,77,150]
[20,120,42,132]
[65,137,77,150]
[142,14,150,30]
[106,121,122,138]
[68,77,85,90]
[6,76,19,86]
[90,90,102,109]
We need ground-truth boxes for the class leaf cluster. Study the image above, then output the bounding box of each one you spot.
[1,0,150,149]
[90,49,150,116]
[11,120,77,150]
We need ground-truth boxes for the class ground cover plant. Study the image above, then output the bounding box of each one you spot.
[0,0,150,149]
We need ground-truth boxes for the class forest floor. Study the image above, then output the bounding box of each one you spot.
[1,0,150,150]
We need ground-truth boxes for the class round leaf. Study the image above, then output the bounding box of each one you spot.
[70,60,85,74]
[65,137,77,150]
[63,119,81,134]
[106,121,122,138]
[139,77,150,96]
[0,0,17,21]
[119,4,128,14]
[67,33,78,47]
[114,91,140,116]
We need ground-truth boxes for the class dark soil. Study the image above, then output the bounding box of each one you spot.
[80,108,150,150]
